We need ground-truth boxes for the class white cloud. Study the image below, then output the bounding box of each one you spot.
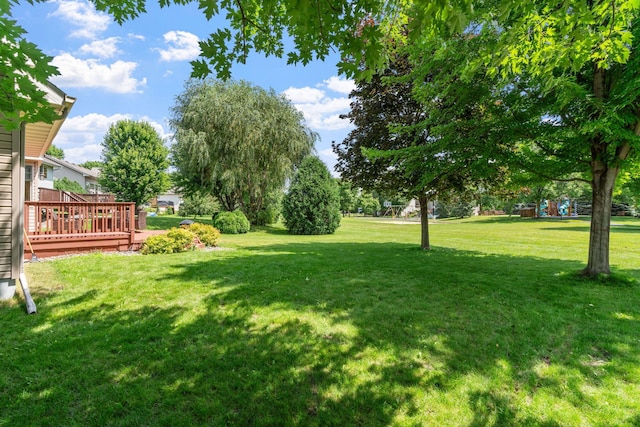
[156,31,201,62]
[54,113,130,163]
[138,116,171,141]
[321,114,351,130]
[51,53,147,94]
[50,0,111,39]
[55,113,169,164]
[282,87,325,104]
[282,77,354,131]
[319,148,337,160]
[65,144,103,165]
[323,76,356,94]
[78,37,121,58]
[291,97,352,131]
[128,33,145,41]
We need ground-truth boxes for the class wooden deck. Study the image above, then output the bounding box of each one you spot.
[24,201,140,258]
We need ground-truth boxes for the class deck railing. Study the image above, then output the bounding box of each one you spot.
[38,188,115,203]
[82,194,116,203]
[25,201,136,237]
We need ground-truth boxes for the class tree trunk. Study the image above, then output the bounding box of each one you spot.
[419,194,430,250]
[583,162,618,277]
[581,65,633,277]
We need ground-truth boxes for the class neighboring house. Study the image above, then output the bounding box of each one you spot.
[44,154,101,193]
[0,81,75,297]
[24,156,56,198]
[154,190,183,211]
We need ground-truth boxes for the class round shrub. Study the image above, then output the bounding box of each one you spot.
[282,156,341,235]
[140,234,176,255]
[141,227,197,254]
[189,222,221,246]
[233,210,250,233]
[213,210,250,234]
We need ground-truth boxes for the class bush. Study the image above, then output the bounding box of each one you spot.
[140,234,176,254]
[166,228,196,250]
[54,177,85,193]
[255,190,282,225]
[357,192,381,216]
[233,210,251,233]
[282,156,341,235]
[189,223,221,246]
[436,200,475,219]
[180,193,219,217]
[213,210,250,234]
[141,227,198,254]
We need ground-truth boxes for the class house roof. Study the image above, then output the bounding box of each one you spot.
[44,154,99,179]
[24,81,76,158]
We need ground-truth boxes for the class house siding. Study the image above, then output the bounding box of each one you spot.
[12,125,24,278]
[53,166,86,189]
[0,128,13,278]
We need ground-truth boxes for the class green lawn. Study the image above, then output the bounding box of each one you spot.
[2,216,640,426]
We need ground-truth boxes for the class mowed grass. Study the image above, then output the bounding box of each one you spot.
[1,215,640,426]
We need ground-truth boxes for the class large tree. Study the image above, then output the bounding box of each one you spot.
[428,2,640,276]
[170,79,316,224]
[367,1,640,275]
[334,44,507,249]
[79,160,104,170]
[46,144,65,159]
[333,51,435,248]
[99,120,170,210]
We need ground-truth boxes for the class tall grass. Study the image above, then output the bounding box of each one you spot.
[1,216,639,426]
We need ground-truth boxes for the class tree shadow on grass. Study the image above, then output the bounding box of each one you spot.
[159,242,640,424]
[542,224,640,234]
[250,224,290,235]
[3,242,640,425]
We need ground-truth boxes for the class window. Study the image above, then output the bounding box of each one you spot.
[39,165,48,180]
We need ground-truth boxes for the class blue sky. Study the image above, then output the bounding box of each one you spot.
[14,0,355,172]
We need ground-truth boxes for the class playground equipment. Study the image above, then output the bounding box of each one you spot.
[537,199,578,217]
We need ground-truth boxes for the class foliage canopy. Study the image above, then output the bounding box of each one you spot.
[170,79,315,224]
[46,144,65,160]
[99,120,170,210]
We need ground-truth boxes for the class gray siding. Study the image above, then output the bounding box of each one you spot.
[54,166,86,189]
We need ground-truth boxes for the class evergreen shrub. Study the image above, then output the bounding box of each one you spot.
[213,210,250,234]
[282,156,341,235]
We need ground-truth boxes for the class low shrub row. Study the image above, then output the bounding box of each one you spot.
[141,223,221,255]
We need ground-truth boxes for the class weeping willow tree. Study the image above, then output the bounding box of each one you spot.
[170,79,316,224]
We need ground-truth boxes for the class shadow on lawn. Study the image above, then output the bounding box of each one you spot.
[542,224,640,234]
[3,242,640,425]
[162,242,640,424]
